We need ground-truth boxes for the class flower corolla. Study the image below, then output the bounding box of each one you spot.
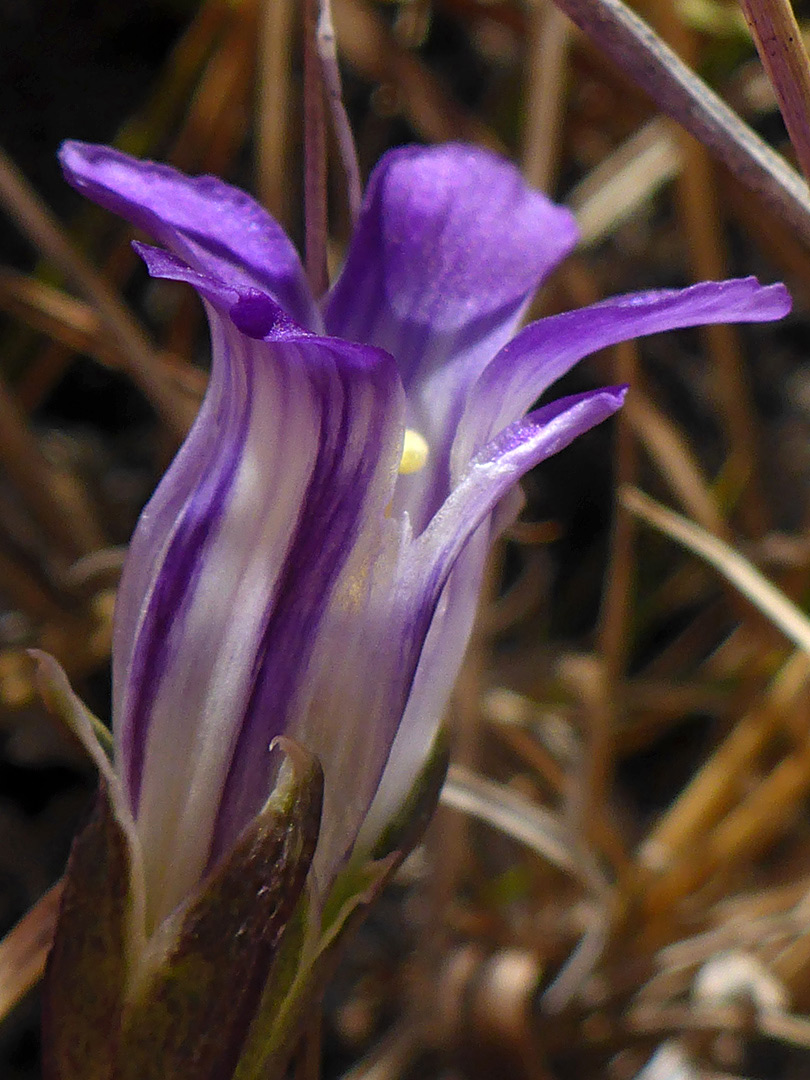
[55,140,789,933]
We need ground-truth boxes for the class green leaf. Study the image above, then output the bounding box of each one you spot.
[42,780,133,1080]
[114,740,323,1080]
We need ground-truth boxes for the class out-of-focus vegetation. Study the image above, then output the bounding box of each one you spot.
[3,1,810,1077]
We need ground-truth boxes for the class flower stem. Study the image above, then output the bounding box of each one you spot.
[303,0,329,297]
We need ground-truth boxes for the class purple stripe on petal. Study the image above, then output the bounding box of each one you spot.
[454,278,791,476]
[113,251,317,790]
[134,341,323,928]
[112,308,240,775]
[121,361,249,805]
[297,391,625,882]
[357,525,490,854]
[359,393,624,858]
[209,336,406,871]
[124,327,403,925]
[379,392,627,840]
[59,141,319,329]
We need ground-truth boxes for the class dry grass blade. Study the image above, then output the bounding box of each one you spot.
[568,117,681,247]
[725,169,810,302]
[304,0,329,297]
[628,999,810,1051]
[589,337,638,858]
[623,486,810,653]
[169,3,255,176]
[638,650,810,873]
[256,0,295,221]
[740,0,810,184]
[338,1025,419,1080]
[440,765,610,1013]
[0,374,104,561]
[332,0,504,150]
[0,270,207,408]
[522,1,572,193]
[760,1009,810,1050]
[0,881,62,1024]
[441,764,598,888]
[651,0,767,536]
[0,269,98,342]
[0,147,194,439]
[0,544,70,626]
[549,0,810,243]
[625,394,729,537]
[318,0,363,221]
[116,0,231,161]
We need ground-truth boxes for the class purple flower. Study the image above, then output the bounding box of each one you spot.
[59,141,789,930]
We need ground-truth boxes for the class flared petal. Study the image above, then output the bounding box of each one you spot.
[453,278,792,477]
[114,252,405,927]
[359,388,626,847]
[421,388,626,589]
[132,241,304,339]
[59,141,319,329]
[325,144,577,533]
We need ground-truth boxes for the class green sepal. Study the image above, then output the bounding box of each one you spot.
[30,649,114,764]
[233,730,450,1079]
[230,894,311,1080]
[42,779,133,1080]
[370,724,449,862]
[233,852,401,1080]
[114,740,323,1080]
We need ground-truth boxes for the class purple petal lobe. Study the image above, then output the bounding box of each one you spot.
[134,240,240,308]
[325,143,578,536]
[59,141,319,328]
[420,387,627,614]
[454,278,791,475]
[133,241,304,340]
[325,143,578,388]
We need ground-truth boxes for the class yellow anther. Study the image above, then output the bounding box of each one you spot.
[398,429,429,475]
